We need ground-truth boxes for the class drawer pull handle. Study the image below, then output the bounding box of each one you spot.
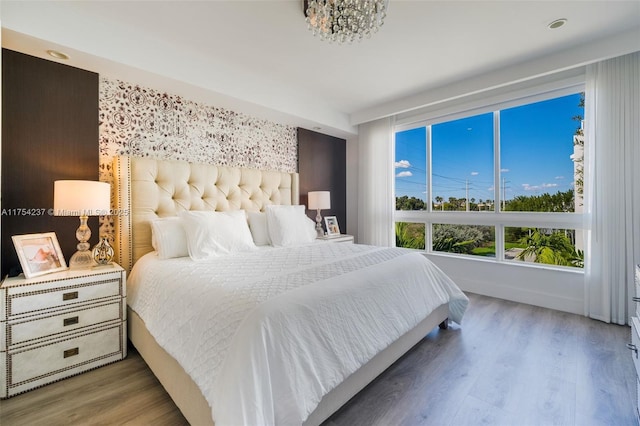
[63,347,79,358]
[63,291,78,301]
[627,343,638,358]
[633,297,640,302]
[63,316,79,327]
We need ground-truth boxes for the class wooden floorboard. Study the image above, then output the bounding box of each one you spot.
[0,293,635,426]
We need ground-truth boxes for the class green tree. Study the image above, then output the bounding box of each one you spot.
[395,222,425,249]
[435,196,444,211]
[516,229,582,267]
[395,196,426,211]
[432,224,493,255]
[505,227,529,244]
[505,189,574,213]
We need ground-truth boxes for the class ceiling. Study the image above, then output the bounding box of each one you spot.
[2,1,640,137]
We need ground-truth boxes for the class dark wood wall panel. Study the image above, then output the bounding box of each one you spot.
[298,128,347,234]
[2,49,99,276]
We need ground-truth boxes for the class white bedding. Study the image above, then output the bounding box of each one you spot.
[127,243,468,426]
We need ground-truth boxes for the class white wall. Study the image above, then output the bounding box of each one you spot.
[426,254,584,315]
[351,28,640,125]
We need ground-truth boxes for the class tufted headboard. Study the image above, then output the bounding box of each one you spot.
[112,156,299,272]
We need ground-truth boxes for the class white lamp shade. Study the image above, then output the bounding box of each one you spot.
[54,180,111,216]
[308,191,331,210]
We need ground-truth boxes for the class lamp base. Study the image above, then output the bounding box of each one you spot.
[69,250,94,269]
[315,209,325,238]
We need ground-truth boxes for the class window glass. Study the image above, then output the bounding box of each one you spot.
[395,222,425,250]
[432,224,495,257]
[392,91,586,268]
[395,127,427,211]
[432,113,494,212]
[500,93,584,212]
[504,227,583,268]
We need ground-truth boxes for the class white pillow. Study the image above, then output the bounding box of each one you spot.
[150,217,189,259]
[247,211,271,246]
[265,205,317,247]
[179,210,257,260]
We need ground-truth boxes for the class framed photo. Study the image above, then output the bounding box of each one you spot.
[12,232,67,278]
[324,216,341,236]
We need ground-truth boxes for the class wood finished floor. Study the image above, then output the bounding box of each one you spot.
[0,293,636,426]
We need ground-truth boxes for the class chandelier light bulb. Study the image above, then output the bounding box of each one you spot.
[305,0,387,44]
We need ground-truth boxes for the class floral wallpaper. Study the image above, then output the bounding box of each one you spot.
[98,76,298,237]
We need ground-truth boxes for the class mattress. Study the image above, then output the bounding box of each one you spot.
[127,242,468,425]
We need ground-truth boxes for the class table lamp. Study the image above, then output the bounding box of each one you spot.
[308,191,331,238]
[54,180,110,268]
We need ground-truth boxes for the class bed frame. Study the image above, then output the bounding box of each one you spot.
[112,155,449,425]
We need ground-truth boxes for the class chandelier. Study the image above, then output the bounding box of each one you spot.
[304,0,388,44]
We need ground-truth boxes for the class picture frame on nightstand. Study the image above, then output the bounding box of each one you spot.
[12,232,67,278]
[324,216,340,236]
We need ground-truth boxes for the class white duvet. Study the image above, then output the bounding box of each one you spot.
[127,243,468,426]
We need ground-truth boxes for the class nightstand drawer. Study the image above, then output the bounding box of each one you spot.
[632,317,640,378]
[8,279,121,317]
[316,234,354,244]
[9,325,122,386]
[636,265,640,318]
[637,376,640,423]
[635,281,640,319]
[8,301,123,346]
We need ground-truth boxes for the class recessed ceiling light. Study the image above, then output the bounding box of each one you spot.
[548,18,567,29]
[46,50,69,60]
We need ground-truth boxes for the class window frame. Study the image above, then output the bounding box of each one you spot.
[393,83,585,267]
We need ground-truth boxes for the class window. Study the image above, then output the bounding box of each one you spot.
[394,91,584,268]
[395,127,426,210]
[395,222,425,250]
[432,113,494,212]
[432,224,495,257]
[504,227,583,268]
[500,96,582,213]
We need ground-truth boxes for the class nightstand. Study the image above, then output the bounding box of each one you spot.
[0,264,126,398]
[317,234,355,244]
[630,264,640,422]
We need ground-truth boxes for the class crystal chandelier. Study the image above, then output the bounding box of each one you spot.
[304,0,388,44]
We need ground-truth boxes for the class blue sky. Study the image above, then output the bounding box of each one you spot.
[395,93,584,203]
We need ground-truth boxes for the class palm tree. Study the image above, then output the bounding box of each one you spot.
[435,196,443,211]
[448,197,457,211]
[395,222,425,250]
[516,229,581,267]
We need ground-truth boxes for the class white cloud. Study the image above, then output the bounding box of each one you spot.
[501,168,510,173]
[470,171,479,176]
[487,186,494,191]
[395,160,411,168]
[396,171,413,178]
[522,182,558,191]
[555,176,564,180]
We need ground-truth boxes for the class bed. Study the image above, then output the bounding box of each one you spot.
[112,155,468,426]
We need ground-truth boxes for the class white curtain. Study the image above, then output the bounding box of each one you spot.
[584,51,640,325]
[357,117,394,246]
